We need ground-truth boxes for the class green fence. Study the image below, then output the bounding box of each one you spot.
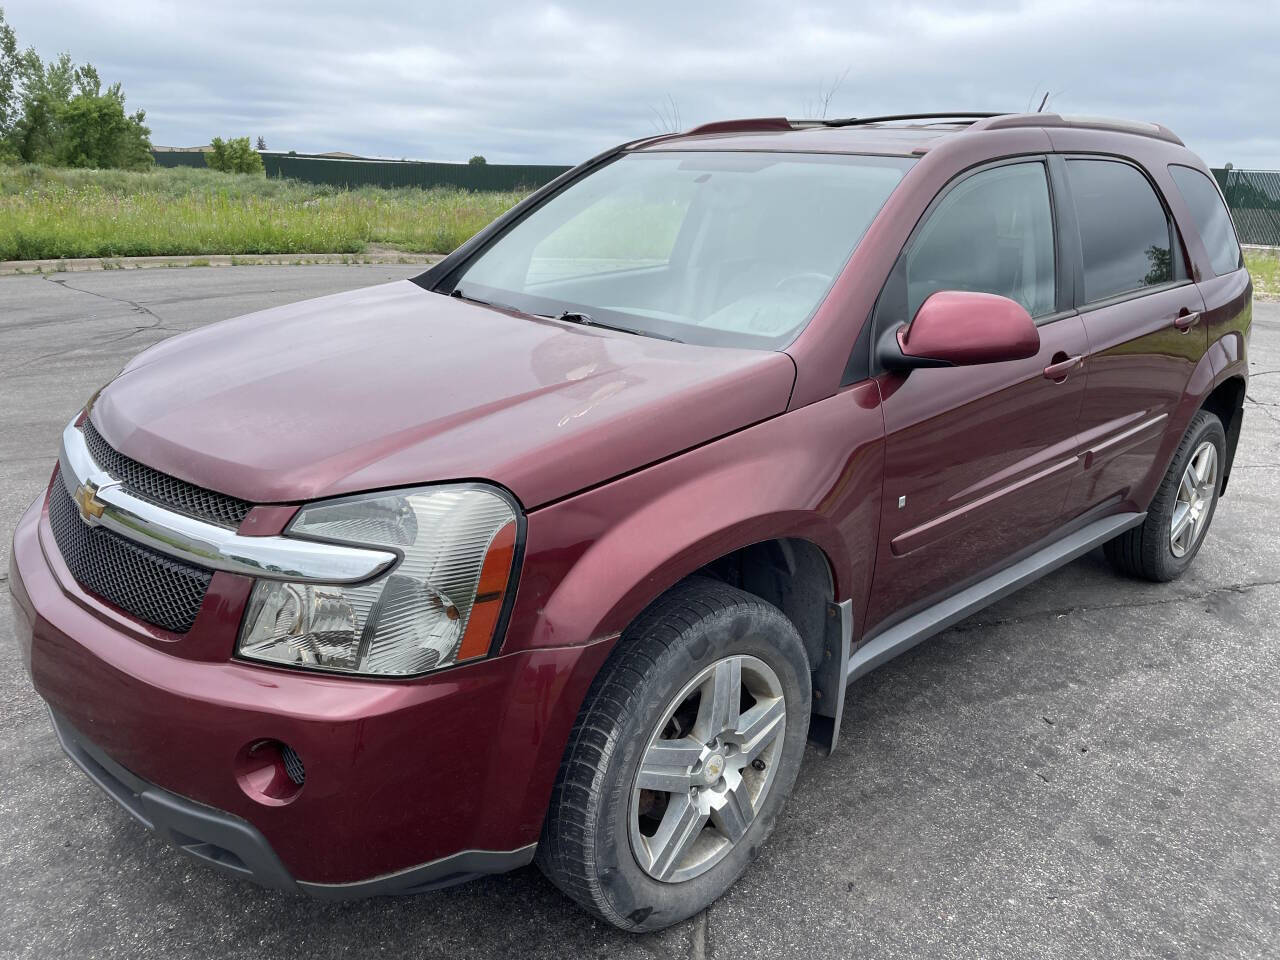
[1211,168,1280,248]
[151,149,569,192]
[151,151,209,169]
[263,154,569,191]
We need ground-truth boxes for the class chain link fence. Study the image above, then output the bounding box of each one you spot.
[1212,168,1280,248]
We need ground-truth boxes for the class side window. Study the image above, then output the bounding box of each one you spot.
[904,162,1056,320]
[1067,159,1173,301]
[1169,165,1242,276]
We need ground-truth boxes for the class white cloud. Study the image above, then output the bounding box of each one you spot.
[6,0,1276,167]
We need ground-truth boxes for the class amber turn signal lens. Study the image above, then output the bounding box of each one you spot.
[456,521,517,662]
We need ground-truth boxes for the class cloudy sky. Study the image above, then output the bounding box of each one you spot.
[5,0,1276,168]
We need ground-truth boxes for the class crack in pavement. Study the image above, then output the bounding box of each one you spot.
[690,909,708,960]
[1245,394,1280,424]
[951,577,1280,633]
[41,273,166,325]
[0,277,169,376]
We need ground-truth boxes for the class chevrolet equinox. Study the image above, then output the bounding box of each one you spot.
[9,112,1251,931]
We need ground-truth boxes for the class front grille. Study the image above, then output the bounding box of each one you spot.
[82,418,251,529]
[47,474,213,633]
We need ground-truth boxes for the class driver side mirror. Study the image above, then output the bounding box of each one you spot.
[878,290,1040,372]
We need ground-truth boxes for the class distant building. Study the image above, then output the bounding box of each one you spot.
[152,147,383,159]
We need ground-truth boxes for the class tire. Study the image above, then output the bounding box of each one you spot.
[1104,409,1226,582]
[536,577,811,932]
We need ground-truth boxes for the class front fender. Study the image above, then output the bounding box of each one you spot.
[501,381,887,655]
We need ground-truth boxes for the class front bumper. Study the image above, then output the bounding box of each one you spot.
[48,708,534,896]
[9,494,614,891]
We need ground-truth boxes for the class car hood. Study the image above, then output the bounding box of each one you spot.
[91,280,796,509]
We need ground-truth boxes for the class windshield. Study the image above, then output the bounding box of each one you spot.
[454,151,914,349]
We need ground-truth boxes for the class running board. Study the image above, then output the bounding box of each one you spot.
[846,512,1146,684]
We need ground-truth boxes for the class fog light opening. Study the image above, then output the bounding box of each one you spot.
[235,739,305,806]
[279,743,306,786]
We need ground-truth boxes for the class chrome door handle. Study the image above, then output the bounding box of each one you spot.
[1043,355,1084,381]
[1173,311,1201,331]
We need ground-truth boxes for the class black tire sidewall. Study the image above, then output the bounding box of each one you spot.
[1145,412,1226,578]
[592,600,810,930]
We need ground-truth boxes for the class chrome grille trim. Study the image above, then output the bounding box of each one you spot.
[82,419,251,528]
[58,417,397,584]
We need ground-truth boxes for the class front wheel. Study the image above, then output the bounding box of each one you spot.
[536,578,811,932]
[1104,409,1226,581]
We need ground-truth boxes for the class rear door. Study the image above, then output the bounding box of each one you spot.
[1056,157,1207,523]
[864,158,1089,633]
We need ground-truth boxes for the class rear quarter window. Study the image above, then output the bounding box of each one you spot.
[1169,165,1243,277]
[1066,159,1174,302]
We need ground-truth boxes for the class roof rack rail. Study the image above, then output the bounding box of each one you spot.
[676,112,1184,146]
[968,113,1184,146]
[821,112,1005,128]
[683,117,793,136]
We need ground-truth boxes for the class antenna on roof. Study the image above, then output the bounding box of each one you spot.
[1036,92,1050,113]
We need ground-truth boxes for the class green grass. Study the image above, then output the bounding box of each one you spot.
[0,165,525,261]
[1245,248,1279,300]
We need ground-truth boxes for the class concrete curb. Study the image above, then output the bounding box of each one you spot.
[0,251,445,276]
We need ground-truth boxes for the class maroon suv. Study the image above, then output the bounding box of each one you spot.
[9,112,1250,931]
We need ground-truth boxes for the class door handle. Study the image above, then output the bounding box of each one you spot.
[1043,354,1084,382]
[1173,310,1201,332]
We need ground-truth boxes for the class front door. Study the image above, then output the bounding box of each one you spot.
[864,158,1088,635]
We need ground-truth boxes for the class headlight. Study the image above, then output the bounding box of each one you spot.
[237,485,519,676]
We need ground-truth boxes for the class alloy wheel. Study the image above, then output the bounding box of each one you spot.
[628,655,786,883]
[1170,440,1218,558]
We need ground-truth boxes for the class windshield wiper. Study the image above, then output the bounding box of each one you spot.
[451,287,499,309]
[550,310,682,343]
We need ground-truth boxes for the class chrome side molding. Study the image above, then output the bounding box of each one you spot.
[846,511,1146,684]
[58,419,397,584]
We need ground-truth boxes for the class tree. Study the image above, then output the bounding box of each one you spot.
[468,154,486,165]
[206,136,264,175]
[648,94,682,134]
[255,135,266,150]
[800,67,850,120]
[0,8,19,144]
[56,85,152,169]
[1,8,47,161]
[0,8,151,168]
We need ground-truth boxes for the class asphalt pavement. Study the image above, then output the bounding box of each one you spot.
[1,265,1277,959]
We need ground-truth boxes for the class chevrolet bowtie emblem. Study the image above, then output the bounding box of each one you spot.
[73,482,106,523]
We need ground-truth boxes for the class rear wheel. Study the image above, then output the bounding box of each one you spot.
[536,578,810,932]
[1104,410,1226,581]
